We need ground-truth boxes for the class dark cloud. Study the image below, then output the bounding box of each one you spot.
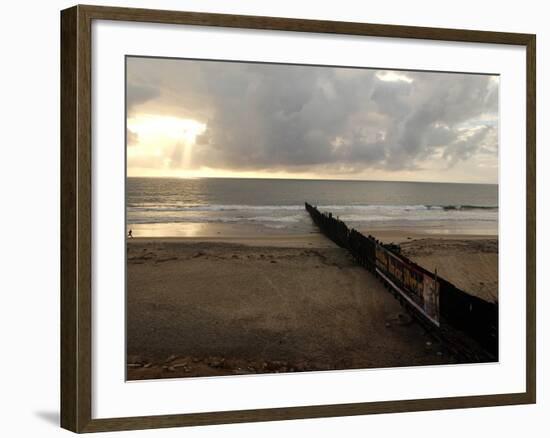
[126,83,160,113]
[126,57,498,176]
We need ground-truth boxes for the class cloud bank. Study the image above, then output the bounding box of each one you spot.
[126,57,498,183]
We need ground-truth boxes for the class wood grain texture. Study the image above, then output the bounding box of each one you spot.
[60,4,537,433]
[60,5,78,432]
[82,392,533,433]
[79,4,533,44]
[525,34,536,404]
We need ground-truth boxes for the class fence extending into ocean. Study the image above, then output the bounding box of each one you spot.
[304,202,498,362]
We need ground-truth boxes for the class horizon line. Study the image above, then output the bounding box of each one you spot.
[126,175,498,185]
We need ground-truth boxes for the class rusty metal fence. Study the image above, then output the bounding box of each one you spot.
[305,202,498,361]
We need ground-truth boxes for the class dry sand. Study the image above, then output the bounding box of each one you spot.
[399,238,498,303]
[125,233,499,380]
[361,230,498,303]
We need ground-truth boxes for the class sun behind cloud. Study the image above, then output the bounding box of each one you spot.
[127,114,206,172]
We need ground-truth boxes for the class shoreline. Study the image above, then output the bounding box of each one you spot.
[128,221,497,244]
[129,230,497,246]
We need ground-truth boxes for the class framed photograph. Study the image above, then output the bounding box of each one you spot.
[60,4,536,433]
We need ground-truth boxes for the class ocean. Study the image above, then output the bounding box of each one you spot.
[127,177,498,237]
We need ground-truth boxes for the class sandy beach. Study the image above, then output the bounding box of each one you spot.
[126,230,497,380]
[358,229,498,303]
[123,56,501,381]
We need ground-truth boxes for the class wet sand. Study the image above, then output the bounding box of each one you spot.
[125,233,499,380]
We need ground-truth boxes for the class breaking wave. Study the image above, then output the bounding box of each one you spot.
[127,203,498,225]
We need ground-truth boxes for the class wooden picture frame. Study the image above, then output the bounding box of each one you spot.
[60,4,536,433]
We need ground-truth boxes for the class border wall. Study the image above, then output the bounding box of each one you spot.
[305,202,498,361]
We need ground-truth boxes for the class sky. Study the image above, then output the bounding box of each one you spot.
[126,57,499,184]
